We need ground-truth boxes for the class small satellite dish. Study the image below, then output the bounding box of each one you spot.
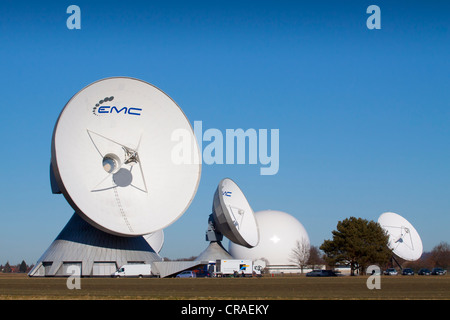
[51,77,201,236]
[143,230,164,254]
[253,259,266,274]
[212,178,259,248]
[378,212,423,261]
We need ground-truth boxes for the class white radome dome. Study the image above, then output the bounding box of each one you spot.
[228,210,310,265]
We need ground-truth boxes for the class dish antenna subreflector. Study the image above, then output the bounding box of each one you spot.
[196,178,259,262]
[378,212,423,262]
[30,77,201,277]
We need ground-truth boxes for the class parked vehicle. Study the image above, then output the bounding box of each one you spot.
[401,268,414,275]
[215,259,253,277]
[418,268,431,275]
[176,270,196,278]
[431,267,447,275]
[306,270,337,277]
[113,264,152,278]
[384,268,398,275]
[195,270,212,278]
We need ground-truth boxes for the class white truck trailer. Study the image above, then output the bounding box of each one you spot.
[215,259,253,277]
[113,264,152,278]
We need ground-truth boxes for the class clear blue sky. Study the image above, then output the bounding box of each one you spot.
[0,0,448,264]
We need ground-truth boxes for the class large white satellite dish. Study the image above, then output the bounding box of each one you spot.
[51,77,201,236]
[212,178,259,248]
[378,212,423,261]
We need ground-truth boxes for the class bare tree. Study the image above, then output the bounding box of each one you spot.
[430,242,450,268]
[289,239,310,273]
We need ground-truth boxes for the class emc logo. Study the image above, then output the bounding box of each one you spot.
[222,191,232,197]
[92,96,142,116]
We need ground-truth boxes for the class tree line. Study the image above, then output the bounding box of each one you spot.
[0,260,33,273]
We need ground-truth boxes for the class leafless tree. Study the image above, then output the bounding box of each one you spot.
[430,242,450,268]
[289,239,310,273]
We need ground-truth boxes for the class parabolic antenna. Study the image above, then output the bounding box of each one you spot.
[212,178,259,248]
[51,77,201,236]
[378,212,423,261]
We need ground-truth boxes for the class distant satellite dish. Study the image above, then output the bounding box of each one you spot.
[51,77,201,236]
[143,230,164,254]
[212,178,259,248]
[378,212,423,261]
[253,259,266,273]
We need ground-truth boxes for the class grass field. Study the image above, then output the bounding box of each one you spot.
[0,273,449,300]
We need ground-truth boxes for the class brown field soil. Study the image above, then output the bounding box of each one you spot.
[0,273,449,300]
